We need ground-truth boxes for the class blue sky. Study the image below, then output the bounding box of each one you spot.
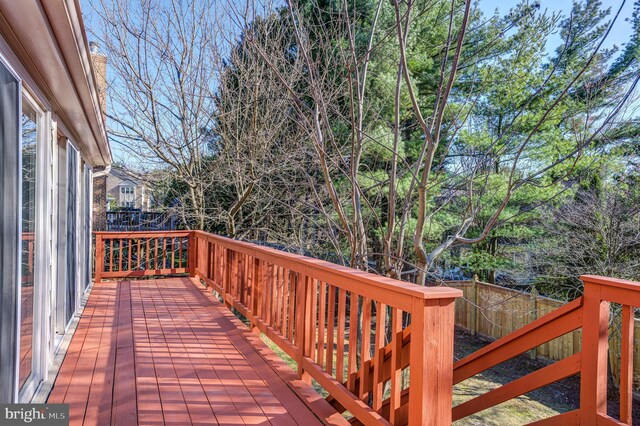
[480,0,635,52]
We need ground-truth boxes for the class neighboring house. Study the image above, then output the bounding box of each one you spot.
[106,165,154,210]
[0,0,110,403]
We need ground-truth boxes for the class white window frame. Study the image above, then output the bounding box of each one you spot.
[0,50,22,404]
[18,88,52,403]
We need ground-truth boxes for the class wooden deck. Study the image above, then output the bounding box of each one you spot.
[48,277,340,425]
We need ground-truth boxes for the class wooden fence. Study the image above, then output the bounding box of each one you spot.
[447,278,640,389]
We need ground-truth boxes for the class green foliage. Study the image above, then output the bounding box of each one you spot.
[207,0,639,280]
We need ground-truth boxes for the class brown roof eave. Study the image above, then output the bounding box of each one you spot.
[0,0,111,167]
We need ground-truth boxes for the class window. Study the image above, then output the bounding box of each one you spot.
[19,97,42,395]
[120,186,134,194]
[55,138,68,339]
[65,144,78,324]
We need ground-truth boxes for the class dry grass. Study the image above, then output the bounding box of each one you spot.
[452,375,569,425]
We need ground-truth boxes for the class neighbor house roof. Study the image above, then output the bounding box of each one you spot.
[109,166,145,186]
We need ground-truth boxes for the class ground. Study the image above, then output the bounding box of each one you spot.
[453,328,640,425]
[452,329,579,425]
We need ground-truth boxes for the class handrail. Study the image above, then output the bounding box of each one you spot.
[452,275,640,425]
[191,231,460,304]
[93,230,462,425]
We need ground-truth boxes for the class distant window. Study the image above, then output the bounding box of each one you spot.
[122,201,135,208]
[120,186,134,194]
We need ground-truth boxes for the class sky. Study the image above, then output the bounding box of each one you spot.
[480,0,635,52]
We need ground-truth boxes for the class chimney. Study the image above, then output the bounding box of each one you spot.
[89,41,107,119]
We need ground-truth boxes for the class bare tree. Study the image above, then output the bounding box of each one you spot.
[534,178,640,298]
[213,9,310,238]
[92,0,221,229]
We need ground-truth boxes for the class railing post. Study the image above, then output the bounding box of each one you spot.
[579,278,609,423]
[250,258,262,335]
[223,249,233,309]
[230,250,239,303]
[188,232,197,277]
[295,274,311,383]
[94,233,104,284]
[408,296,456,426]
[620,305,634,424]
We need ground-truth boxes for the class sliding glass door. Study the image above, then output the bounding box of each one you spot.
[0,54,94,404]
[0,57,20,404]
[66,144,78,322]
[19,97,43,397]
[1,53,95,404]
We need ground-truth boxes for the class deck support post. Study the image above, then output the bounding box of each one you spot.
[579,280,609,424]
[407,297,456,426]
[94,233,103,283]
[187,232,197,277]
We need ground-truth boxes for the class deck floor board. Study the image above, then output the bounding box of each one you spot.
[48,277,336,425]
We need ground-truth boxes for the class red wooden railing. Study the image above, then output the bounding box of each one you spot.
[94,230,462,425]
[94,232,638,425]
[453,275,639,425]
[94,231,191,282]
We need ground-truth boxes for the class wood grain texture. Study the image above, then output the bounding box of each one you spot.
[48,278,341,425]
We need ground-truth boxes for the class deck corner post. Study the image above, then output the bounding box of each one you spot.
[187,232,197,277]
[94,233,103,284]
[407,296,456,426]
[579,278,609,423]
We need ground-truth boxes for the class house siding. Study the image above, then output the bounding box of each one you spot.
[106,167,152,210]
